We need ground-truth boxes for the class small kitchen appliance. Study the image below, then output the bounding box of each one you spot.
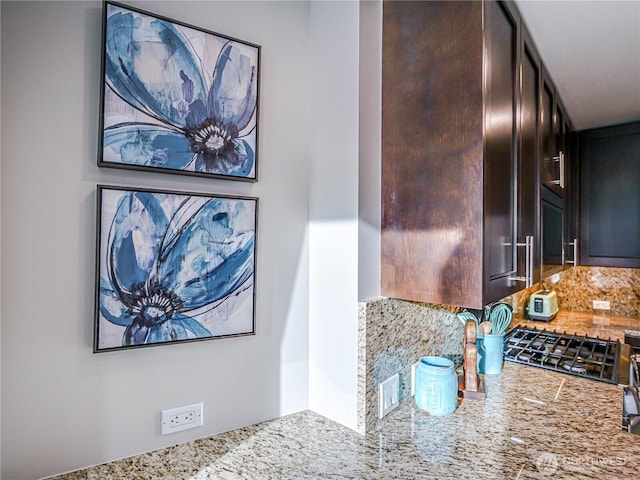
[527,290,559,321]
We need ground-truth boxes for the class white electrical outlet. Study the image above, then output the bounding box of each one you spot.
[411,361,419,397]
[378,373,400,419]
[593,300,611,310]
[161,402,203,435]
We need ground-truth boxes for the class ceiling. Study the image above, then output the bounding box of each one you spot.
[514,0,640,131]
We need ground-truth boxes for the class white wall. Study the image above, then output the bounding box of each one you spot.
[308,0,361,431]
[358,0,382,301]
[1,1,310,478]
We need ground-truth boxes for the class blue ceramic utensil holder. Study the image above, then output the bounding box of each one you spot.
[477,333,505,374]
[414,356,458,416]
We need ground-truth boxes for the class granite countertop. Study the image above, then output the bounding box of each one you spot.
[49,310,640,480]
[513,309,639,342]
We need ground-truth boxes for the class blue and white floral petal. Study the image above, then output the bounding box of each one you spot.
[105,7,207,127]
[107,191,170,294]
[103,124,196,170]
[99,278,131,327]
[172,313,213,338]
[210,44,258,134]
[157,199,255,309]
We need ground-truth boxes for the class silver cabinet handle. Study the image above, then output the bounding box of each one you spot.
[527,236,534,287]
[509,235,534,287]
[566,238,578,266]
[552,151,565,188]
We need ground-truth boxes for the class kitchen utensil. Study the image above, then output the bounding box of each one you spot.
[488,303,512,335]
[478,321,492,335]
[464,342,479,392]
[457,311,478,327]
[464,319,477,344]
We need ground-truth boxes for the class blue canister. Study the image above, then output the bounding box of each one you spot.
[414,356,458,416]
[477,333,505,374]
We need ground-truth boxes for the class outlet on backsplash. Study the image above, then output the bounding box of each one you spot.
[411,361,419,396]
[378,374,400,419]
[593,300,611,310]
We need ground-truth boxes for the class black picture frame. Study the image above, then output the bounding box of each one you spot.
[98,1,260,182]
[94,184,258,352]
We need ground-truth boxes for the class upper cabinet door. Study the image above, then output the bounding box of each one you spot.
[484,0,520,301]
[381,0,574,308]
[381,0,486,308]
[517,27,542,286]
[540,75,557,194]
[579,122,640,268]
[540,69,566,197]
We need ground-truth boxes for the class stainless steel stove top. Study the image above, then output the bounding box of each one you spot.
[503,326,621,384]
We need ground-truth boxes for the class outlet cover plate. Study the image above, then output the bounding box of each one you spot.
[161,402,203,435]
[593,300,611,310]
[378,373,400,419]
[411,361,419,397]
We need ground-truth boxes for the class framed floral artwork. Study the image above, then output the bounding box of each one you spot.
[99,1,260,181]
[94,185,257,352]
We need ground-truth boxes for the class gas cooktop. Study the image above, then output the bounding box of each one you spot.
[503,327,621,384]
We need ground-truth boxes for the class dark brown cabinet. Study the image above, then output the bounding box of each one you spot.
[380,0,576,308]
[578,121,640,267]
[540,69,568,198]
[565,119,579,267]
[540,75,556,193]
[381,0,522,309]
[517,26,542,286]
[535,45,574,278]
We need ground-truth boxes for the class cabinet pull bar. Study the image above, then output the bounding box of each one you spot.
[509,236,534,286]
[526,236,534,288]
[565,238,578,266]
[551,152,565,188]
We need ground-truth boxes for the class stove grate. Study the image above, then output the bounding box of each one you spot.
[503,327,620,384]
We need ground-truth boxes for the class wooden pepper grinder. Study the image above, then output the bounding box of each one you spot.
[462,319,485,399]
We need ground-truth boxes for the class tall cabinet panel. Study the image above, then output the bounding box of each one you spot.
[381,0,520,309]
[381,0,484,308]
[579,122,640,267]
[517,27,541,287]
[540,75,556,193]
[484,0,520,301]
[539,66,573,277]
[565,116,579,267]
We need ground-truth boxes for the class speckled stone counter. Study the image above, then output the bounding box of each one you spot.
[358,298,464,432]
[513,309,640,342]
[48,359,639,480]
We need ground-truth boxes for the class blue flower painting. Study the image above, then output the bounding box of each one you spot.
[100,2,259,180]
[95,186,257,351]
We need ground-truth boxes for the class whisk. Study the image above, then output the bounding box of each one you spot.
[488,303,512,335]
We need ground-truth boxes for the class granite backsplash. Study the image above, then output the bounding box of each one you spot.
[357,298,464,433]
[357,266,638,433]
[541,266,640,318]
